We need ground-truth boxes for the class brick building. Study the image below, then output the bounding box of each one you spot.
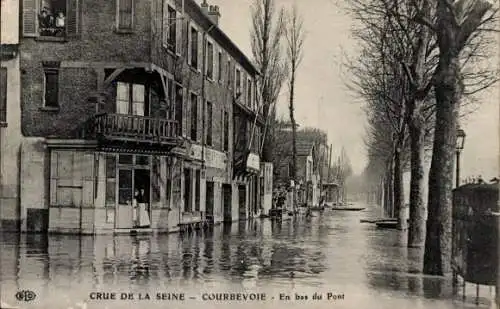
[0,0,22,231]
[9,0,270,234]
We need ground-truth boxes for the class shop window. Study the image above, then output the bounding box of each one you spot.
[152,157,161,204]
[136,155,150,166]
[105,155,117,208]
[118,154,133,165]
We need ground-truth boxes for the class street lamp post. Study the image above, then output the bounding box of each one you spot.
[452,127,466,291]
[455,128,466,188]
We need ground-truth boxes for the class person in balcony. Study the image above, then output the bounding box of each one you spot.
[39,7,55,36]
[55,11,66,36]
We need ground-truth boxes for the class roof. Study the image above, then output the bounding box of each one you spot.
[186,0,260,76]
[275,131,315,158]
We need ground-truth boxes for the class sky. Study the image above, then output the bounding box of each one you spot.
[207,0,498,179]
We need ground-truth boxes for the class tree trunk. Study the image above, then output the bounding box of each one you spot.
[394,147,406,230]
[408,111,427,247]
[423,57,461,276]
[289,72,297,181]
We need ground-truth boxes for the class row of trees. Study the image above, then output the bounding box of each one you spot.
[347,0,498,275]
[250,0,305,183]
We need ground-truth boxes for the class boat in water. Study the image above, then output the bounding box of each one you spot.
[330,206,366,211]
[375,220,398,229]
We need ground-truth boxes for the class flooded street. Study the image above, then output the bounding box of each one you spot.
[1,205,495,309]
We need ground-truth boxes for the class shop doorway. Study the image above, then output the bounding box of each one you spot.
[222,184,232,222]
[116,168,151,229]
[206,181,214,220]
[238,185,246,220]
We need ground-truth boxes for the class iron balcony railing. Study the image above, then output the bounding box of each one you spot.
[84,113,178,145]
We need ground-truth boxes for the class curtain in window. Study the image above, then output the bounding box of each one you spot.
[132,84,145,116]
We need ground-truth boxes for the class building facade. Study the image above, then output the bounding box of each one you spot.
[13,0,267,234]
[0,0,22,231]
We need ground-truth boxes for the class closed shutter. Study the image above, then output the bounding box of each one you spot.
[197,30,203,72]
[22,0,38,37]
[66,0,80,36]
[50,152,59,205]
[182,88,187,137]
[187,23,192,66]
[81,153,95,207]
[162,0,168,46]
[175,12,182,55]
[0,68,6,122]
[117,0,133,30]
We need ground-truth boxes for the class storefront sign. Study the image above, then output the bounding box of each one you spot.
[246,152,260,171]
[190,144,227,170]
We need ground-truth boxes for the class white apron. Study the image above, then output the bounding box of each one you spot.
[138,203,151,227]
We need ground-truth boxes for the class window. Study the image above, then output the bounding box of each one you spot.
[218,51,223,83]
[0,68,6,122]
[117,0,134,30]
[22,0,79,38]
[152,157,161,204]
[247,78,252,108]
[43,67,59,108]
[206,41,214,79]
[235,68,241,96]
[175,85,183,135]
[223,111,229,152]
[190,93,198,141]
[190,27,199,69]
[206,101,213,146]
[227,60,231,86]
[163,3,176,52]
[116,82,145,116]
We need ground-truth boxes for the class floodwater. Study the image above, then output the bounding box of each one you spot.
[0,204,496,309]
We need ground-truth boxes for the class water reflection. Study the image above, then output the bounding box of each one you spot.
[0,206,492,309]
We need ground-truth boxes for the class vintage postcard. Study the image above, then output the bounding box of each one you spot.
[0,0,499,308]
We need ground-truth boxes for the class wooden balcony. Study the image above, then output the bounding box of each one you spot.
[83,113,179,147]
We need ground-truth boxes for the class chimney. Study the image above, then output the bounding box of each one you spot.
[200,0,209,15]
[207,5,221,26]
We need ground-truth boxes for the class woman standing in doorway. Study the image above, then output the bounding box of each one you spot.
[134,188,151,228]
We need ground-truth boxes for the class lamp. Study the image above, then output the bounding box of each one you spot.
[456,128,466,151]
[455,127,466,187]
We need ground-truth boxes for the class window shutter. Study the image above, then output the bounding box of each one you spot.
[187,23,192,66]
[214,47,218,81]
[117,0,134,30]
[66,0,80,36]
[175,11,182,55]
[81,153,95,207]
[162,0,169,46]
[197,31,203,72]
[182,88,187,137]
[22,0,38,37]
[0,68,6,122]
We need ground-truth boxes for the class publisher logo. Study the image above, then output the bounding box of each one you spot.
[15,290,36,302]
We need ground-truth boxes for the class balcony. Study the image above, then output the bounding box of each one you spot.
[82,113,180,147]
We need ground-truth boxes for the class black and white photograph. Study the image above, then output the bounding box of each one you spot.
[0,0,499,308]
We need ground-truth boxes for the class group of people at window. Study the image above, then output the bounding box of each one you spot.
[39,7,66,36]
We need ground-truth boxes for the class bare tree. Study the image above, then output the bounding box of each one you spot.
[418,0,497,276]
[284,4,305,183]
[250,0,288,162]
